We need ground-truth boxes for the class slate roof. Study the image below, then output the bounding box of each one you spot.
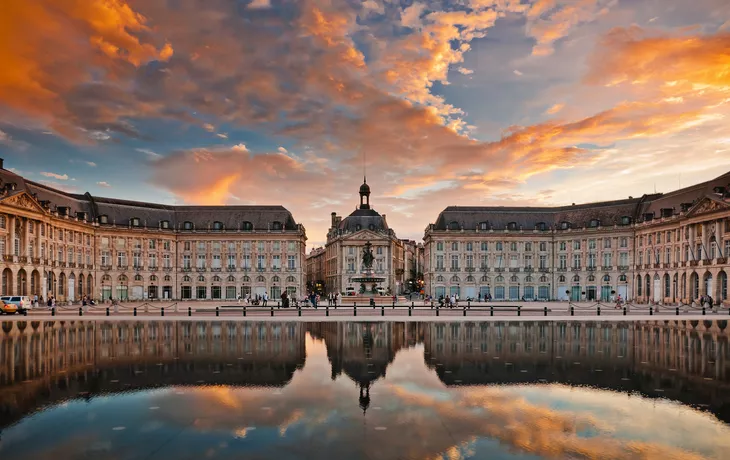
[338,207,389,232]
[0,167,300,231]
[431,171,730,231]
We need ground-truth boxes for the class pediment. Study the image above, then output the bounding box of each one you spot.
[342,229,388,242]
[686,195,730,218]
[0,191,46,214]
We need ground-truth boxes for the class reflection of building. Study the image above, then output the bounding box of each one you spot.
[314,179,405,295]
[0,161,307,302]
[424,172,730,303]
[422,320,730,418]
[0,320,305,428]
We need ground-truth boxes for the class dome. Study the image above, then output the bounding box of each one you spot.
[359,182,371,194]
[338,208,387,232]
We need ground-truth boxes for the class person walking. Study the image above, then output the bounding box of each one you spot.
[263,292,268,307]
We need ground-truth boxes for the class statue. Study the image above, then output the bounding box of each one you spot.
[362,241,375,270]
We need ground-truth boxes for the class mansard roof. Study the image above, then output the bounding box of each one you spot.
[0,167,300,231]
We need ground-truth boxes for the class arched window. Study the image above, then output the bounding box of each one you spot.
[286,276,296,283]
[525,276,533,283]
[242,221,253,231]
[619,274,627,282]
[160,220,170,229]
[621,216,632,225]
[272,275,280,283]
[150,275,158,282]
[573,275,580,283]
[603,275,610,283]
[480,275,490,283]
[198,275,205,282]
[588,274,595,282]
[436,275,444,282]
[355,224,362,231]
[539,275,548,283]
[118,275,127,282]
[466,276,475,282]
[134,274,143,281]
[182,276,191,283]
[450,275,460,282]
[102,274,112,282]
[227,275,236,282]
[242,275,251,283]
[536,222,547,231]
[510,275,518,283]
[558,275,566,283]
[212,275,221,282]
[369,224,375,231]
[98,214,109,224]
[495,275,504,283]
[164,275,171,282]
[560,221,571,230]
[256,275,265,282]
[272,221,282,230]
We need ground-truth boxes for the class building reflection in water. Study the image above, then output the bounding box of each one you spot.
[1,319,730,426]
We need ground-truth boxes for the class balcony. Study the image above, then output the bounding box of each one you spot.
[495,268,505,273]
[59,262,67,268]
[68,262,76,268]
[524,267,534,273]
[163,266,172,272]
[557,268,567,272]
[19,256,27,263]
[257,267,265,272]
[286,267,297,271]
[100,265,112,271]
[32,257,41,265]
[672,262,679,268]
[466,267,475,272]
[653,264,661,269]
[242,267,251,272]
[601,266,612,271]
[571,267,581,272]
[689,260,698,267]
[587,266,596,271]
[480,267,490,272]
[227,266,237,272]
[181,267,192,272]
[644,264,651,269]
[539,267,550,273]
[149,266,158,271]
[717,257,728,265]
[272,267,281,272]
[703,259,712,266]
[509,268,520,273]
[3,255,13,262]
[117,265,128,271]
[196,267,207,272]
[133,265,142,271]
[435,267,446,272]
[211,267,222,272]
[616,265,628,271]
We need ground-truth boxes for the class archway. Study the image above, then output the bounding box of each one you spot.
[101,275,112,301]
[636,274,642,297]
[689,272,699,299]
[673,273,678,301]
[17,268,27,296]
[703,272,713,298]
[652,274,661,302]
[681,273,687,299]
[68,273,76,301]
[1,268,12,296]
[31,270,40,297]
[58,273,66,299]
[87,274,93,300]
[78,274,85,298]
[719,271,727,301]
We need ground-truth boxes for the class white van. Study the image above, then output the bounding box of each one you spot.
[0,296,32,312]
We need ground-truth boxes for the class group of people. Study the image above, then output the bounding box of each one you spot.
[438,294,461,308]
[236,293,269,306]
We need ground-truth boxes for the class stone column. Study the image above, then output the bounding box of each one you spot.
[8,215,15,256]
[689,225,695,260]
[24,217,30,258]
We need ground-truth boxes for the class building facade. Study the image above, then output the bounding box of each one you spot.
[424,172,730,304]
[317,179,405,295]
[0,162,306,302]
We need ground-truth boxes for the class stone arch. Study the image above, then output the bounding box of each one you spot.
[703,271,713,297]
[718,271,727,301]
[31,269,41,297]
[86,274,93,299]
[16,268,27,296]
[58,272,66,297]
[450,275,460,283]
[636,274,642,296]
[689,272,699,299]
[78,273,85,298]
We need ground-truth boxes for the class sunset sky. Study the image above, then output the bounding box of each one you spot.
[1,0,729,246]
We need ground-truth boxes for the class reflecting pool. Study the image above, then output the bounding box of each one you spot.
[1,320,729,459]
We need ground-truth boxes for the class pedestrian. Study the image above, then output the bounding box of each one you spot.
[263,292,268,306]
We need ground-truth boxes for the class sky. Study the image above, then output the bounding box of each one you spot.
[1,0,729,248]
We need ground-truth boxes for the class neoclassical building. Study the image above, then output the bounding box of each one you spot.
[309,179,405,295]
[0,161,306,302]
[424,172,729,304]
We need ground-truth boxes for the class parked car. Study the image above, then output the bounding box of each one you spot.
[0,296,32,313]
[0,300,18,315]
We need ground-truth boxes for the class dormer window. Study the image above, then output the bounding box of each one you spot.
[183,221,193,230]
[620,216,631,225]
[479,222,489,230]
[355,224,362,231]
[369,224,375,231]
[643,212,654,222]
[449,221,460,230]
[589,219,600,228]
[98,215,108,224]
[507,222,518,231]
[560,221,570,230]
[213,221,224,231]
[272,221,282,231]
[242,221,253,231]
[130,217,140,227]
[536,222,547,231]
[160,220,170,229]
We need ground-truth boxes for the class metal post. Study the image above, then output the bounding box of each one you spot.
[676,307,679,316]
[570,306,574,316]
[409,307,412,317]
[51,307,55,316]
[326,307,329,317]
[597,306,601,316]
[161,307,165,317]
[650,307,653,316]
[702,307,706,316]
[243,306,246,317]
[544,306,547,317]
[298,307,301,317]
[216,307,219,317]
[188,306,192,317]
[106,307,110,316]
[277,302,280,309]
[79,307,83,316]
[354,305,357,316]
[517,306,521,317]
[270,306,274,317]
[392,301,395,309]
[623,307,627,316]
[134,307,137,316]
[467,300,470,308]
[381,306,384,317]
[436,307,439,316]
[490,306,493,317]
[463,307,466,317]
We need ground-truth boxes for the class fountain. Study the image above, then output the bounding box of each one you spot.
[351,241,386,296]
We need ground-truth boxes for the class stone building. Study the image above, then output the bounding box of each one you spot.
[318,178,405,295]
[424,172,730,304]
[305,246,326,294]
[0,161,306,302]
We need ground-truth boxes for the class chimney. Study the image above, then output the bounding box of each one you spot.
[331,212,337,228]
[0,158,4,170]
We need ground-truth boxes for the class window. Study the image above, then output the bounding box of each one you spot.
[451,242,458,251]
[288,241,296,252]
[436,255,444,269]
[197,254,206,269]
[272,221,282,230]
[134,274,143,281]
[436,241,444,251]
[451,254,459,269]
[539,242,546,252]
[587,253,596,268]
[164,254,171,268]
[481,242,488,251]
[0,215,5,229]
[117,252,127,267]
[539,255,547,269]
[480,254,488,269]
[242,221,253,231]
[559,241,566,251]
[589,219,599,228]
[161,220,170,229]
[466,254,474,268]
[197,241,205,251]
[149,254,157,268]
[603,253,612,267]
[212,254,222,269]
[525,242,532,252]
[257,255,265,269]
[449,221,460,230]
[196,286,207,299]
[621,216,631,225]
[603,238,611,249]
[183,221,193,230]
[466,242,473,252]
[227,254,236,269]
[287,255,296,269]
[560,221,570,230]
[665,247,671,264]
[258,241,265,252]
[588,239,596,250]
[524,255,532,268]
[507,222,517,231]
[130,217,140,227]
[116,238,125,249]
[725,240,730,258]
[510,242,517,251]
[509,255,518,268]
[213,221,224,230]
[272,255,281,270]
[99,215,108,224]
[559,275,566,283]
[496,242,503,251]
[183,255,191,269]
[376,246,383,255]
[573,240,581,250]
[198,275,205,282]
[479,222,488,230]
[273,241,281,251]
[572,254,581,269]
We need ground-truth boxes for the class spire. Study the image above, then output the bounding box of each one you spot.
[359,177,371,210]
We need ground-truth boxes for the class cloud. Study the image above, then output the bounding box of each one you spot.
[513,69,524,76]
[457,67,474,75]
[86,161,97,167]
[40,171,69,180]
[203,123,216,132]
[247,0,272,9]
[546,103,564,114]
[216,133,228,139]
[0,129,8,142]
[96,181,111,187]
[277,146,288,153]
[136,148,162,160]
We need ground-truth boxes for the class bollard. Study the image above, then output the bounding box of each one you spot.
[517,306,521,317]
[161,307,165,317]
[270,306,274,317]
[277,302,280,309]
[676,307,679,316]
[411,301,414,308]
[623,307,627,316]
[392,301,395,309]
[134,307,137,316]
[381,306,385,317]
[650,307,653,316]
[570,306,574,316]
[188,306,192,317]
[52,307,55,316]
[702,307,706,316]
[298,307,301,317]
[243,306,246,317]
[79,307,83,316]
[597,306,601,316]
[468,300,471,308]
[463,307,466,317]
[106,307,110,316]
[490,306,494,317]
[544,306,548,317]
[326,306,329,317]
[409,307,412,317]
[354,305,357,317]
[436,307,440,316]
[216,307,219,317]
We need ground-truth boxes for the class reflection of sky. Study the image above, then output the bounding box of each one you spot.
[0,335,728,460]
